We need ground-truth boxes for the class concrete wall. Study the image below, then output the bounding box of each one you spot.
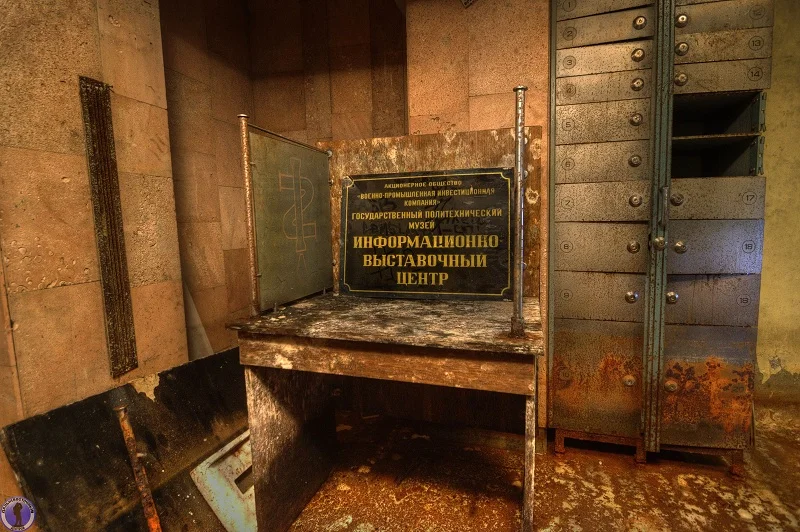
[249,0,408,144]
[757,0,800,401]
[160,0,255,359]
[0,0,188,420]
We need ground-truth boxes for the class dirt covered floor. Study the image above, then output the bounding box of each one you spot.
[290,403,800,531]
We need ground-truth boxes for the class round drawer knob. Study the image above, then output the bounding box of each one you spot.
[625,291,640,304]
[622,375,636,387]
[631,77,644,91]
[628,154,642,167]
[670,193,685,206]
[666,291,679,304]
[629,194,643,207]
[633,16,648,30]
[674,240,687,254]
[630,113,643,126]
[652,236,666,251]
[664,379,679,393]
[675,42,689,56]
[627,240,641,254]
[675,72,689,86]
[631,48,646,62]
[675,13,689,28]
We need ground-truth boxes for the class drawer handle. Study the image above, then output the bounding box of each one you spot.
[631,48,646,62]
[652,236,666,251]
[628,154,642,167]
[625,291,640,304]
[631,77,644,91]
[675,72,689,86]
[675,42,689,56]
[666,291,679,304]
[629,113,643,126]
[675,13,689,28]
[629,194,643,207]
[627,240,641,254]
[670,192,685,206]
[664,379,679,393]
[674,241,687,254]
[622,375,637,387]
[633,15,648,30]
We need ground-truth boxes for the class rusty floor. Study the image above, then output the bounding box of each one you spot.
[289,403,800,531]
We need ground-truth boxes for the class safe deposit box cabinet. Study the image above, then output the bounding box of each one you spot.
[549,0,771,461]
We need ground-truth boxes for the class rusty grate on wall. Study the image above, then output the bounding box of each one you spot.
[79,77,138,378]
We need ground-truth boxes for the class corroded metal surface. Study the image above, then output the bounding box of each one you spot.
[114,406,162,532]
[670,176,765,219]
[555,223,649,273]
[675,0,774,35]
[556,69,653,105]
[79,77,137,377]
[667,220,764,274]
[512,86,528,336]
[674,59,772,94]
[665,274,761,327]
[675,28,773,64]
[555,180,652,221]
[556,41,654,78]
[239,115,260,317]
[232,293,542,357]
[661,325,756,449]
[552,319,644,437]
[556,6,655,49]
[556,0,654,21]
[553,271,646,322]
[555,140,651,183]
[555,99,652,144]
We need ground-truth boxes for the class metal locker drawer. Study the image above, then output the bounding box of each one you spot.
[555,223,649,273]
[552,319,644,437]
[557,41,653,78]
[665,274,761,326]
[557,0,653,21]
[556,100,651,145]
[675,0,774,36]
[661,324,755,450]
[675,28,773,64]
[556,6,655,49]
[556,140,651,184]
[670,177,765,219]
[554,271,646,322]
[677,0,733,5]
[674,59,771,94]
[555,181,651,222]
[556,70,652,105]
[667,220,763,274]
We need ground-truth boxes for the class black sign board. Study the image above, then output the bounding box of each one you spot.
[340,168,513,299]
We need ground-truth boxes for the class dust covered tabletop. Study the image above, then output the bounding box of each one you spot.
[230,293,543,357]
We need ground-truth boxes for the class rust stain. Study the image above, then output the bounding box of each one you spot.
[663,357,753,435]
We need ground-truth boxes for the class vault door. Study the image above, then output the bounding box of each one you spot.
[551,0,657,439]
[658,0,772,450]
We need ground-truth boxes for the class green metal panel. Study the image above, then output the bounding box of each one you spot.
[249,131,333,309]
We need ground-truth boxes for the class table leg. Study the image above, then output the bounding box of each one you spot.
[245,367,336,531]
[523,395,536,532]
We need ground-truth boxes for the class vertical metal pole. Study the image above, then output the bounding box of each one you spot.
[239,114,260,317]
[511,85,528,337]
[114,406,162,532]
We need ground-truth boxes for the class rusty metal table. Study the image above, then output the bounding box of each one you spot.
[232,293,543,531]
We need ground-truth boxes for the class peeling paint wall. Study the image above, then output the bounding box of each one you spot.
[0,0,188,421]
[757,0,800,402]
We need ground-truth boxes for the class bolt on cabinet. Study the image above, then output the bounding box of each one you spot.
[549,0,771,461]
